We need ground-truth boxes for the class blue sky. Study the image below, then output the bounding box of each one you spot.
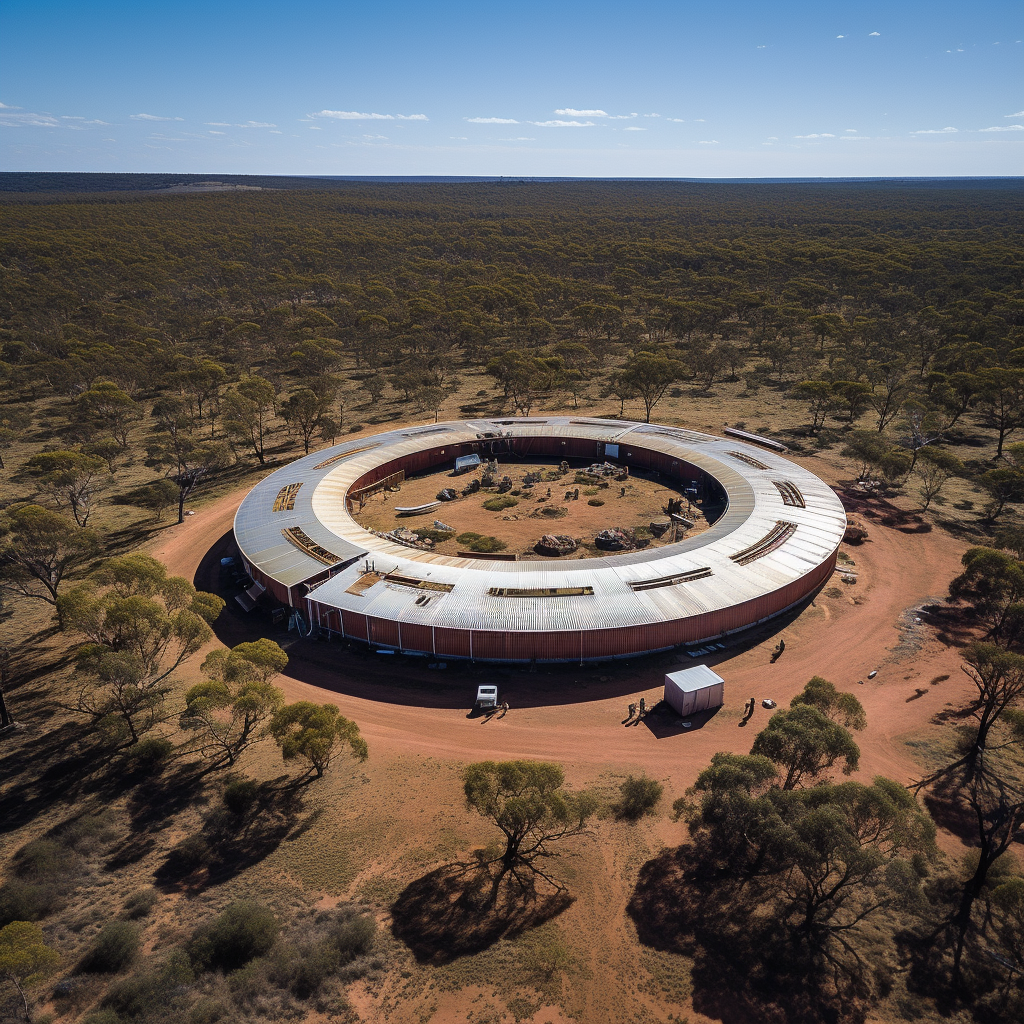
[1,1,1021,176]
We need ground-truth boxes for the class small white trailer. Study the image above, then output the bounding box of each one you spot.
[664,665,725,717]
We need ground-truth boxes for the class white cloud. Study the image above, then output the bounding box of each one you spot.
[208,131,225,135]
[666,118,686,122]
[205,122,232,126]
[795,133,835,138]
[844,128,857,132]
[554,108,607,116]
[532,119,595,127]
[623,126,646,131]
[608,113,638,119]
[869,31,880,36]
[757,45,766,48]
[309,126,322,130]
[364,134,388,139]
[693,118,705,122]
[269,130,282,134]
[466,116,518,123]
[309,110,428,121]
[1004,111,1024,117]
[840,135,871,141]
[766,136,778,140]
[0,101,21,109]
[698,140,719,144]
[131,113,183,121]
[497,137,536,141]
[0,112,60,128]
[979,124,1024,131]
[239,121,276,128]
[642,113,660,117]
[450,136,468,140]
[911,126,957,134]
[836,35,844,39]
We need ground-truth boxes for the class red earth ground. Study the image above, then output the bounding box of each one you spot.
[145,453,976,1024]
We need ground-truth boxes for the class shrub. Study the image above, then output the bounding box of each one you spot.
[122,889,158,920]
[348,424,363,433]
[79,921,141,974]
[260,908,377,998]
[0,879,63,926]
[482,496,518,512]
[412,527,454,544]
[455,532,507,553]
[188,901,279,973]
[100,950,193,1020]
[587,499,604,507]
[16,839,67,879]
[328,910,376,962]
[223,779,259,816]
[162,835,210,878]
[614,775,664,820]
[128,737,173,771]
[81,1011,122,1024]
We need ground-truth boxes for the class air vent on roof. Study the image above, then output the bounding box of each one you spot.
[487,586,594,597]
[313,443,379,470]
[272,482,302,512]
[730,521,797,565]
[726,450,770,470]
[629,567,713,592]
[773,481,806,508]
[282,526,344,565]
[383,572,454,593]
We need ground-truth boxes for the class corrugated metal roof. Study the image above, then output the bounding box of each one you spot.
[235,416,846,632]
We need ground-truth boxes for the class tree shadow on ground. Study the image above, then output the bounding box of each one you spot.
[152,776,305,891]
[390,862,574,964]
[627,846,870,1024]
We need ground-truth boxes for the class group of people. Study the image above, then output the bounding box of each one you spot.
[623,697,647,726]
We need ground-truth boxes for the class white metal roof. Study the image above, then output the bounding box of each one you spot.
[665,665,726,692]
[233,417,846,631]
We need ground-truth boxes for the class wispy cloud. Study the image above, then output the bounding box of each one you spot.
[466,116,518,123]
[1,110,109,129]
[554,108,607,117]
[131,113,183,121]
[795,133,835,138]
[979,124,1024,132]
[532,119,595,127]
[205,122,231,126]
[1005,111,1024,118]
[844,128,858,132]
[497,137,535,141]
[869,31,880,36]
[698,140,719,144]
[0,101,21,109]
[239,121,276,128]
[836,35,845,39]
[840,135,871,141]
[308,110,428,120]
[911,126,957,134]
[623,126,646,131]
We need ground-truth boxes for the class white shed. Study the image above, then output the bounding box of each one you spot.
[664,665,725,717]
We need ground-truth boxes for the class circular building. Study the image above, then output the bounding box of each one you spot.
[233,417,846,662]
